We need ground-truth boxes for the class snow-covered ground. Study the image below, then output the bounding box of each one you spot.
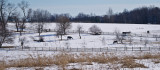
[1,51,160,70]
[4,23,160,48]
[1,23,160,70]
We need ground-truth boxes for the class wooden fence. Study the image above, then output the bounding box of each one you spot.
[1,47,160,52]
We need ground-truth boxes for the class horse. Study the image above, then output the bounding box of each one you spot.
[113,41,118,44]
[67,36,73,40]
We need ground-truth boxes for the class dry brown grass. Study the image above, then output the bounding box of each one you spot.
[69,68,82,70]
[135,53,160,59]
[152,59,160,64]
[2,52,160,70]
[1,46,15,48]
[120,56,147,68]
[151,42,160,44]
[8,54,54,67]
[0,61,6,70]
[1,52,119,70]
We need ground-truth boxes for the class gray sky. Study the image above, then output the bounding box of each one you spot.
[10,0,160,16]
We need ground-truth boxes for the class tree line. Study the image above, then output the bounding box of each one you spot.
[7,5,160,24]
[71,6,160,24]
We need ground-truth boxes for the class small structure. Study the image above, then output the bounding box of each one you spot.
[67,36,73,40]
[122,32,131,36]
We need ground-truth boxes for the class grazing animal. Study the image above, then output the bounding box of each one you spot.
[113,41,118,44]
[147,31,150,34]
[67,36,73,40]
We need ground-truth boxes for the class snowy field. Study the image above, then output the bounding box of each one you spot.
[1,23,160,70]
[4,23,160,48]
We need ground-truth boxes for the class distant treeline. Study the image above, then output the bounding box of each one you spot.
[8,6,160,24]
[70,6,160,24]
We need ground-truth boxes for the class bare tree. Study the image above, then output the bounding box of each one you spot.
[55,26,63,40]
[12,12,21,32]
[64,41,70,49]
[101,36,106,46]
[19,37,26,49]
[32,9,51,23]
[18,1,30,35]
[32,9,51,37]
[89,25,102,35]
[144,38,149,47]
[35,23,44,37]
[154,35,160,41]
[56,15,71,35]
[0,0,15,48]
[77,25,83,39]
[114,29,123,44]
[107,8,113,22]
[128,36,133,45]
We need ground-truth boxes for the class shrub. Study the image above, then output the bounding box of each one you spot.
[89,25,102,35]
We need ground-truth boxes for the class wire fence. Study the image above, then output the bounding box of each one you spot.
[1,47,160,52]
[23,29,160,38]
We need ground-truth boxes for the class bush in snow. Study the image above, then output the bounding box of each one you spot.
[89,25,102,35]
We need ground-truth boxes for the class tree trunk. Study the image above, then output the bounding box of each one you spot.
[0,43,2,48]
[39,32,41,37]
[21,23,24,32]
[20,30,22,36]
[64,29,66,35]
[79,33,81,39]
[15,22,19,32]
[61,35,62,40]
[120,40,123,44]
[16,27,19,32]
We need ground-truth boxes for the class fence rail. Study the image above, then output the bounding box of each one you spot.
[23,29,160,38]
[1,47,160,52]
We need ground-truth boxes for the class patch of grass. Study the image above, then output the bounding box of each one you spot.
[120,56,147,68]
[152,59,160,64]
[0,61,6,70]
[8,54,54,67]
[152,42,160,44]
[135,53,160,59]
[3,52,160,69]
[1,46,15,48]
[69,68,82,70]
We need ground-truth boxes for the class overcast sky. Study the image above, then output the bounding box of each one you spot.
[10,0,160,16]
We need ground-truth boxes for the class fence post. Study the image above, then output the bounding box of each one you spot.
[116,47,117,51]
[22,47,23,51]
[140,47,141,51]
[35,47,36,51]
[70,47,71,52]
[149,47,150,51]
[63,47,64,51]
[126,47,127,51]
[77,47,78,52]
[42,47,43,51]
